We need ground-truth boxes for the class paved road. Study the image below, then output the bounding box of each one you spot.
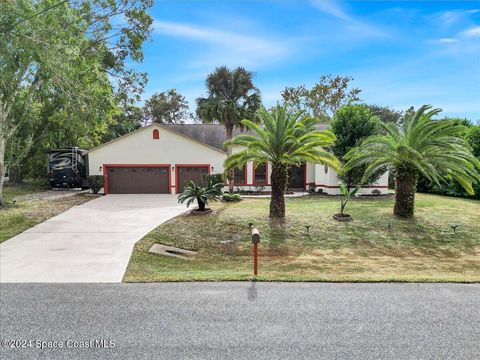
[0,283,478,359]
[0,195,186,282]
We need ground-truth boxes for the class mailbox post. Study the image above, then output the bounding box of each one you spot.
[251,227,260,276]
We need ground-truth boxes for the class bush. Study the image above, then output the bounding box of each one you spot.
[87,175,104,194]
[222,193,242,202]
[371,189,381,196]
[207,173,225,185]
[177,179,224,211]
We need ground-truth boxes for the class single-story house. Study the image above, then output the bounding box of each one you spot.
[87,123,389,195]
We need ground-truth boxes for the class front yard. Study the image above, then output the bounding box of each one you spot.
[124,193,480,282]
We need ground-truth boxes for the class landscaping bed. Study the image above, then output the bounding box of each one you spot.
[124,193,480,282]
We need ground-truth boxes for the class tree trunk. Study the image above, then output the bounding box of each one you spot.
[7,165,23,185]
[0,104,7,206]
[394,166,418,218]
[197,197,206,211]
[225,124,234,193]
[270,163,288,219]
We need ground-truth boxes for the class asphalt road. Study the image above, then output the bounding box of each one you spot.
[0,283,479,359]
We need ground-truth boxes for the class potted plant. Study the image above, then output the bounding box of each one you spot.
[177,178,223,215]
[333,184,359,222]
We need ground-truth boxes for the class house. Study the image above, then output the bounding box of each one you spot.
[87,123,389,195]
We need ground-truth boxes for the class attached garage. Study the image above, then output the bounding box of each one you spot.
[87,124,227,195]
[175,165,209,193]
[104,165,170,194]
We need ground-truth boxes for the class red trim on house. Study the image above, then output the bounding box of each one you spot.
[174,164,210,193]
[152,129,159,140]
[253,161,270,186]
[103,164,172,194]
[233,164,248,186]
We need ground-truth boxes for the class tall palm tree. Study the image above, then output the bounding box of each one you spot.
[225,105,340,219]
[196,66,261,192]
[344,105,480,218]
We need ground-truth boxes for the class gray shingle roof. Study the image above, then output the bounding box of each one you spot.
[165,123,329,150]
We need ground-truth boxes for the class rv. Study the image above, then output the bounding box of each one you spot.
[48,148,88,188]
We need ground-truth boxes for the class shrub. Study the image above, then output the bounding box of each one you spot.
[207,173,225,185]
[371,189,381,196]
[177,178,224,211]
[222,193,241,202]
[87,175,104,194]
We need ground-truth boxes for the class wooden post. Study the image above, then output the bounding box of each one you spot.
[253,243,258,275]
[251,227,260,276]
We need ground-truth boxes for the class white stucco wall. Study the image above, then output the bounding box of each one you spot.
[88,124,227,194]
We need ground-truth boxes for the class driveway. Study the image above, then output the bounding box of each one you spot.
[1,283,478,359]
[0,195,186,283]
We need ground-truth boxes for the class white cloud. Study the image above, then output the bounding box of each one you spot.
[311,0,387,37]
[432,26,480,53]
[437,38,459,44]
[461,26,480,38]
[153,20,292,69]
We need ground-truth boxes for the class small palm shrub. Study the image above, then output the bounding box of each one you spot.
[177,178,223,211]
[339,184,359,215]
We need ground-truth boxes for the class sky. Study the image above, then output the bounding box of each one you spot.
[137,0,480,121]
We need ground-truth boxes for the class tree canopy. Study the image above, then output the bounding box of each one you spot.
[143,89,189,124]
[330,105,380,189]
[282,75,361,122]
[0,0,153,203]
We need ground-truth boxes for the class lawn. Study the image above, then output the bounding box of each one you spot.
[124,193,480,283]
[2,181,49,203]
[0,185,95,243]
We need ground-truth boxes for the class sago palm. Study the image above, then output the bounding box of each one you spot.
[344,105,480,218]
[225,104,340,219]
[177,179,224,211]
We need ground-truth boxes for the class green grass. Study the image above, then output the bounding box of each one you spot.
[0,190,95,243]
[2,182,49,203]
[124,193,480,283]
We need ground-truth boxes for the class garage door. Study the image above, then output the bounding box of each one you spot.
[176,166,209,193]
[105,166,170,194]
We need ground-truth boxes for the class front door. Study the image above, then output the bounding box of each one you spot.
[287,164,305,189]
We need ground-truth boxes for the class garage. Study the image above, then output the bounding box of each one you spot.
[176,165,209,193]
[105,165,170,194]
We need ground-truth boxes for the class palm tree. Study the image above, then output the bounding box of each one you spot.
[224,104,340,219]
[196,66,261,192]
[177,179,224,211]
[344,105,480,218]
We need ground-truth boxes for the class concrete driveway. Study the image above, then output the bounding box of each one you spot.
[0,195,187,283]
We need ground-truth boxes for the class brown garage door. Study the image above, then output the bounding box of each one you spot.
[176,166,209,193]
[106,166,170,194]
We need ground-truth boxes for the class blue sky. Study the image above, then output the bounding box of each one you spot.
[137,0,480,121]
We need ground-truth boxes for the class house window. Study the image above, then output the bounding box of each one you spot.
[234,164,247,185]
[153,129,159,140]
[254,163,267,184]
